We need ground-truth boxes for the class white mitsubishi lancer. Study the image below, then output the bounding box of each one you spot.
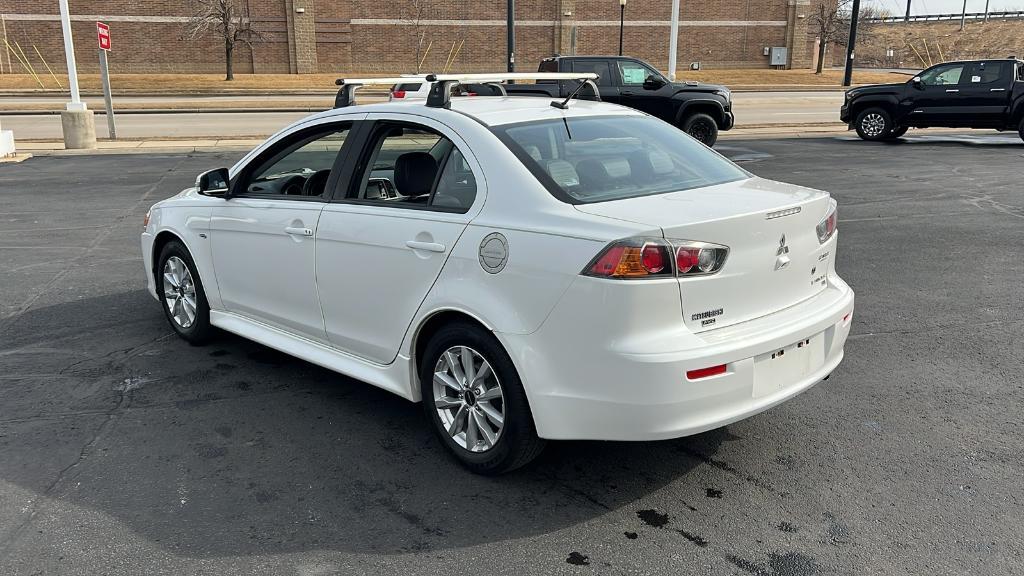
[141,73,854,474]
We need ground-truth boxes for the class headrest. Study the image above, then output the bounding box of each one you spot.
[394,152,437,197]
[545,160,580,188]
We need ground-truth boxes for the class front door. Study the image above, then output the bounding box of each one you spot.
[210,120,355,341]
[908,62,967,126]
[613,59,673,118]
[315,116,483,364]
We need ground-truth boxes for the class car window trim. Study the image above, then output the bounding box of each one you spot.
[229,119,359,202]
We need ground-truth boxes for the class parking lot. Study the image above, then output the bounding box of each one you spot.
[1,134,1022,575]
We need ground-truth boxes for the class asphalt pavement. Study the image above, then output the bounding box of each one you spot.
[0,134,1022,575]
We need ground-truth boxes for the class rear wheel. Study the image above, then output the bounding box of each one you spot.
[681,113,719,147]
[157,241,214,345]
[1018,118,1024,142]
[419,322,545,475]
[854,107,892,141]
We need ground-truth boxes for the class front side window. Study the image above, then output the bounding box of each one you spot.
[241,125,350,198]
[920,64,964,86]
[618,61,660,86]
[349,122,477,212]
[494,116,748,204]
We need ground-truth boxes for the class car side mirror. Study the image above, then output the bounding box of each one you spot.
[911,76,923,89]
[196,168,230,197]
[643,74,666,90]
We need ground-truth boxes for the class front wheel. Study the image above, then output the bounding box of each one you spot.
[420,322,545,475]
[157,240,214,345]
[854,107,893,141]
[681,113,719,147]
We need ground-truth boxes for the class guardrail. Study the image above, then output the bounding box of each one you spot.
[865,10,1024,23]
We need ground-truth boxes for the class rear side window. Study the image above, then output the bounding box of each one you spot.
[539,59,558,73]
[493,116,748,204]
[396,83,423,92]
[571,60,612,87]
[963,62,1008,85]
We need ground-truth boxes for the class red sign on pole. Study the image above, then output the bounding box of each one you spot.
[97,22,111,51]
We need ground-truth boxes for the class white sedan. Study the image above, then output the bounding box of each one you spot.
[142,74,854,474]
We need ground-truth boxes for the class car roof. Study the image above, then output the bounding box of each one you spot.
[313,97,644,127]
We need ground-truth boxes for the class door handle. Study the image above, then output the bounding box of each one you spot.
[945,89,959,92]
[284,226,313,237]
[990,88,1006,92]
[405,240,446,253]
[621,90,635,96]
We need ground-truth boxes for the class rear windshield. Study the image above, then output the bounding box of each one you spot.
[492,116,748,204]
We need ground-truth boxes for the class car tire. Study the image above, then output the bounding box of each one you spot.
[682,113,719,147]
[1018,118,1024,142]
[854,108,893,141]
[157,240,214,345]
[888,126,909,139]
[419,321,545,475]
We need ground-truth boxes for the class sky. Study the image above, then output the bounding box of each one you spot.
[866,0,1022,15]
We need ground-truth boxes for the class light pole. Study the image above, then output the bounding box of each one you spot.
[667,0,680,81]
[960,0,967,30]
[507,0,515,73]
[58,0,96,149]
[619,0,627,56]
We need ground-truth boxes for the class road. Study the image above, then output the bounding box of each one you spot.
[1,135,1022,575]
[0,91,845,140]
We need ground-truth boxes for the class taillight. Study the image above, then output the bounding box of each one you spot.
[584,239,674,279]
[583,238,727,279]
[391,90,406,99]
[817,201,838,243]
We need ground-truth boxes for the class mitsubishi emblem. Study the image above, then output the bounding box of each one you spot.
[774,234,791,271]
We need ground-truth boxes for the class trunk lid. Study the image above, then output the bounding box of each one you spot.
[575,177,835,333]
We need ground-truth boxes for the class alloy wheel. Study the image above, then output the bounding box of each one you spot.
[432,346,505,453]
[860,113,886,137]
[162,256,197,329]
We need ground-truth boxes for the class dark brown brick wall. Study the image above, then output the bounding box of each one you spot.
[0,0,822,74]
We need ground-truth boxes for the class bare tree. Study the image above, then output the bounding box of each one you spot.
[183,0,262,81]
[809,0,852,74]
[400,0,434,73]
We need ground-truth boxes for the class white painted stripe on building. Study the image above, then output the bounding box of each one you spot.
[350,18,787,27]
[1,14,785,27]
[1,14,191,23]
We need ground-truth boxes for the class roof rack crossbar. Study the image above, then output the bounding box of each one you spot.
[333,76,428,108]
[422,72,599,108]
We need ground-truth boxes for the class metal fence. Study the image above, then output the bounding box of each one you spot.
[865,10,1024,23]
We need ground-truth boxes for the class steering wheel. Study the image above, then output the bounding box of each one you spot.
[301,170,332,197]
[279,174,306,196]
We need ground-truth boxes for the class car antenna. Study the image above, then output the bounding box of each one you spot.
[551,76,600,110]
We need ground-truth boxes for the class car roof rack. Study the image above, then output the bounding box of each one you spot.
[423,72,600,109]
[333,76,426,108]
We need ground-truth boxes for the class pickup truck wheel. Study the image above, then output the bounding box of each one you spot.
[682,113,719,147]
[854,108,892,141]
[1018,118,1024,142]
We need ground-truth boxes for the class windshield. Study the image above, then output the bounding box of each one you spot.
[493,116,748,204]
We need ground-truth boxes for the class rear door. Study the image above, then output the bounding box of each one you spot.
[956,61,1012,127]
[315,115,485,364]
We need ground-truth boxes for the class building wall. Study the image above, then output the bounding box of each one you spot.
[0,0,823,75]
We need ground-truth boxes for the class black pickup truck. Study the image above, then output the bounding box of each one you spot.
[504,55,734,147]
[841,58,1024,141]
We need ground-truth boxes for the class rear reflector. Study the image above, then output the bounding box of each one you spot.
[392,90,406,98]
[686,364,727,380]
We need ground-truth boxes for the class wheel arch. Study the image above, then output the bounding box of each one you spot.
[151,230,212,303]
[411,308,495,380]
[848,96,899,124]
[675,98,727,128]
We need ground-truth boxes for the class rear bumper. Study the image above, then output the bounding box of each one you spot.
[498,274,855,441]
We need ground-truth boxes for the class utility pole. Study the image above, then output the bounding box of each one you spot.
[843,0,861,87]
[960,0,967,30]
[984,0,991,22]
[506,0,515,73]
[905,0,911,22]
[667,0,680,81]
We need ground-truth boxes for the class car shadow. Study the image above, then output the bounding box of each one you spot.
[834,132,1024,147]
[0,290,732,557]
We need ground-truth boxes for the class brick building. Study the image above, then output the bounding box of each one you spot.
[1,1,820,76]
